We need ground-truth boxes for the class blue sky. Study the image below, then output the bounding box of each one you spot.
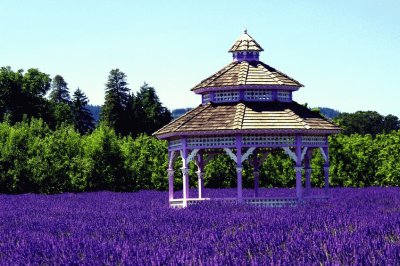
[1,0,399,116]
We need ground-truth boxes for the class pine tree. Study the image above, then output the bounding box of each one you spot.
[50,75,71,104]
[72,88,95,134]
[101,69,130,135]
[129,83,172,136]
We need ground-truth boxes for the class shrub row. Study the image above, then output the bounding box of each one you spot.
[0,119,399,194]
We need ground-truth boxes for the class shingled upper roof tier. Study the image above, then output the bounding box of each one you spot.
[191,60,304,91]
[154,101,340,137]
[229,30,264,52]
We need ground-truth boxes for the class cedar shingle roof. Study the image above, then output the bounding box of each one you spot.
[229,30,264,52]
[191,61,303,91]
[154,101,340,137]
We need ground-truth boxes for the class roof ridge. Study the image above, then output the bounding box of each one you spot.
[153,105,204,135]
[191,62,238,91]
[173,104,212,132]
[238,62,249,85]
[260,63,284,85]
[260,62,304,87]
[233,103,246,129]
[284,108,310,129]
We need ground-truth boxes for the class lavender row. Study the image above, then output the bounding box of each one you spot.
[0,188,399,265]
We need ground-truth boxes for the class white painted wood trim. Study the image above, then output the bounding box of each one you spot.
[283,147,297,162]
[224,148,237,163]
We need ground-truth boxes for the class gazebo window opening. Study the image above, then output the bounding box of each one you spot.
[277,91,291,102]
[214,90,240,102]
[168,140,182,149]
[202,94,210,104]
[302,136,327,146]
[244,89,272,101]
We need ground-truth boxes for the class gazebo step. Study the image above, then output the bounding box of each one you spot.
[244,197,298,207]
[170,197,301,208]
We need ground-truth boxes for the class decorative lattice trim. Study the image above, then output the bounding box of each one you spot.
[187,136,236,148]
[243,135,295,146]
[168,140,182,149]
[202,94,210,103]
[244,89,272,101]
[302,136,326,145]
[214,90,239,102]
[277,91,291,102]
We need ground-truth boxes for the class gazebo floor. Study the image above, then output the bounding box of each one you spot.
[170,194,329,208]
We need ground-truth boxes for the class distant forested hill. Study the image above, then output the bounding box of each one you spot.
[87,105,101,123]
[318,107,341,119]
[171,108,192,119]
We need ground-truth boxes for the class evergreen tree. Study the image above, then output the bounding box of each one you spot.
[130,83,172,136]
[101,69,130,135]
[72,88,95,134]
[49,75,73,128]
[50,75,71,104]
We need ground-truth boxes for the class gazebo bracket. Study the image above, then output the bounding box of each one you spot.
[283,147,309,163]
[184,149,200,164]
[319,147,328,162]
[223,147,256,164]
[283,147,297,162]
[223,148,237,162]
[168,150,178,169]
[241,147,256,164]
[301,147,308,162]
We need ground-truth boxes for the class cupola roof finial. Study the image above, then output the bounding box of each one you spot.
[229,29,264,53]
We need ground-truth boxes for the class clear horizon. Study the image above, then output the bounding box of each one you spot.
[1,0,399,116]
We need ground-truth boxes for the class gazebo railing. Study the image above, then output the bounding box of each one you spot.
[169,193,330,208]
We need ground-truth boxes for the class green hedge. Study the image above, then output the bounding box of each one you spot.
[0,119,399,194]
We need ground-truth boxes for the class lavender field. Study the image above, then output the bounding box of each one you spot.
[1,188,400,265]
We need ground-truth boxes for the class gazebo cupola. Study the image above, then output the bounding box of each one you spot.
[229,29,263,62]
[194,30,300,106]
[154,30,340,208]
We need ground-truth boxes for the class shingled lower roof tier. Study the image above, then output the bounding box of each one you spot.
[191,61,303,91]
[154,101,340,138]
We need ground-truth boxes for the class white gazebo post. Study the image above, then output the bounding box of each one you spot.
[252,150,260,197]
[167,169,175,201]
[304,149,312,196]
[180,139,190,207]
[236,135,243,202]
[196,152,205,199]
[321,146,330,196]
[295,134,303,200]
[167,150,177,201]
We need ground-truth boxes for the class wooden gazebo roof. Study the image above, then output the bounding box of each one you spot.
[154,101,340,137]
[191,61,303,92]
[229,30,264,52]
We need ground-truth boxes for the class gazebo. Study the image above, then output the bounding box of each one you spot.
[154,30,340,207]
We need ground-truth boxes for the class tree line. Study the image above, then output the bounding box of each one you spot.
[1,65,400,194]
[0,66,172,137]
